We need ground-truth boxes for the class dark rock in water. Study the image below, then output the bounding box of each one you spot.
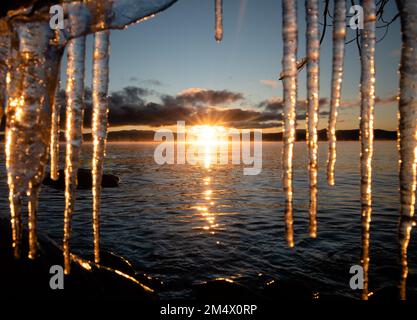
[43,168,120,190]
[193,278,264,301]
[0,218,155,300]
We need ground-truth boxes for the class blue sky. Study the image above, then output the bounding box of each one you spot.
[63,0,402,132]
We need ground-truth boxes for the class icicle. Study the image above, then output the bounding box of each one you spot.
[306,0,320,238]
[396,0,417,301]
[92,30,110,264]
[282,0,298,248]
[63,36,86,274]
[5,22,57,259]
[359,0,376,301]
[215,0,223,42]
[50,80,61,181]
[327,0,346,186]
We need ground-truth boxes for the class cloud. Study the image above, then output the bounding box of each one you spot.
[260,79,280,89]
[176,88,244,106]
[375,95,397,104]
[339,95,397,108]
[259,97,284,112]
[258,97,329,113]
[54,87,396,131]
[129,77,164,87]
[143,79,163,86]
[68,86,295,129]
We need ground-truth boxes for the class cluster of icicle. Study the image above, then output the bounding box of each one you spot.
[0,0,178,274]
[280,0,416,300]
[61,30,110,273]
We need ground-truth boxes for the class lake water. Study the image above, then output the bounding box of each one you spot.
[0,141,416,299]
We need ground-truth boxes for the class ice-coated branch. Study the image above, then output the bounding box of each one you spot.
[1,1,178,44]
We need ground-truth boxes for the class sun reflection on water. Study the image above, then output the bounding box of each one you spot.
[188,125,227,170]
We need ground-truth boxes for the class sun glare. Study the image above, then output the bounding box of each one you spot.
[189,125,225,146]
[188,125,226,169]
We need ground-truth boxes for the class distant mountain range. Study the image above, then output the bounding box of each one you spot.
[0,129,397,142]
[262,129,397,141]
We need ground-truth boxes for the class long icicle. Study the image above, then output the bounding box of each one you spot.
[92,30,110,264]
[359,0,376,301]
[63,36,86,274]
[306,0,320,238]
[396,0,417,301]
[50,79,61,181]
[282,0,298,248]
[5,22,56,259]
[327,0,346,186]
[215,0,223,42]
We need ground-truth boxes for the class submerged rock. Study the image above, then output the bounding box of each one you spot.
[43,168,120,190]
[0,218,155,299]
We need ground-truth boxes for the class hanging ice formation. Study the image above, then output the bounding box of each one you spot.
[327,0,346,186]
[0,0,417,301]
[63,36,86,275]
[215,0,223,42]
[396,0,417,301]
[282,0,298,248]
[4,21,60,259]
[50,78,61,181]
[0,0,178,272]
[305,0,320,238]
[92,30,110,264]
[359,0,376,301]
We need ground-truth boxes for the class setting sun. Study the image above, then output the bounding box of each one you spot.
[188,125,226,168]
[188,125,226,146]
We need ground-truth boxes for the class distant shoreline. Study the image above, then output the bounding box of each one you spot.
[0,129,397,142]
